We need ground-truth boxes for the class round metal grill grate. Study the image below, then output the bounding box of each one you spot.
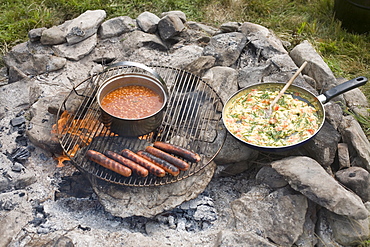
[56,63,226,186]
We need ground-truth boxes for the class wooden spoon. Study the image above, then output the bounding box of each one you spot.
[266,61,308,118]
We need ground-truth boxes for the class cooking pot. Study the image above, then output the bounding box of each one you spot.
[222,76,368,152]
[97,61,168,136]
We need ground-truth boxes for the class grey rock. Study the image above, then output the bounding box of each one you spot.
[158,14,185,40]
[164,44,203,67]
[335,166,370,202]
[213,132,258,165]
[3,42,29,70]
[0,79,32,116]
[294,200,318,247]
[11,116,26,127]
[339,115,370,172]
[0,191,33,246]
[237,62,278,88]
[53,34,98,61]
[53,236,75,247]
[321,208,370,246]
[7,66,27,83]
[230,186,308,246]
[0,153,37,192]
[271,156,369,220]
[11,163,24,172]
[203,32,247,67]
[302,121,341,167]
[136,11,160,33]
[290,40,337,92]
[337,143,351,170]
[98,16,136,39]
[216,160,256,177]
[89,37,126,63]
[161,11,187,23]
[184,55,216,76]
[202,66,239,103]
[216,230,277,247]
[366,201,370,211]
[186,21,219,36]
[324,102,343,130]
[240,22,288,59]
[303,74,318,89]
[220,22,241,33]
[0,66,8,85]
[40,26,66,45]
[33,54,67,73]
[26,96,63,155]
[266,53,304,71]
[343,86,370,117]
[4,42,67,77]
[65,10,106,45]
[264,54,308,87]
[196,36,211,45]
[121,30,168,52]
[255,165,288,189]
[28,27,47,42]
[315,208,338,247]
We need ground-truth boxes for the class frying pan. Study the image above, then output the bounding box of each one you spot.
[222,76,368,152]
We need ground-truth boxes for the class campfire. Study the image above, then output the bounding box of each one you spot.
[1,9,369,247]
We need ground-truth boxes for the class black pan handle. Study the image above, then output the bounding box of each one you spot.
[318,76,368,103]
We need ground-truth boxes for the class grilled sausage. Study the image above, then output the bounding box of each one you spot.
[145,146,190,171]
[153,141,201,163]
[121,149,166,177]
[86,150,132,177]
[136,150,180,176]
[105,150,149,177]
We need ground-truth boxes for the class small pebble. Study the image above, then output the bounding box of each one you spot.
[11,163,24,172]
[10,116,26,127]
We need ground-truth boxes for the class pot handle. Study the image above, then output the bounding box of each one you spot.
[105,61,168,93]
[318,76,367,103]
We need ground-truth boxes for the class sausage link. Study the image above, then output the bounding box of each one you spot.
[153,141,201,163]
[145,146,190,171]
[121,149,166,177]
[136,150,180,176]
[105,151,149,177]
[86,150,132,177]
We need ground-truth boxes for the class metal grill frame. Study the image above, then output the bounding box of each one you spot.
[56,64,226,186]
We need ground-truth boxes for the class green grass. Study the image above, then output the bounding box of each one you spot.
[0,0,208,53]
[1,0,369,136]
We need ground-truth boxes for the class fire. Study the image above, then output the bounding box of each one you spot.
[53,144,80,167]
[54,154,71,167]
[52,110,116,167]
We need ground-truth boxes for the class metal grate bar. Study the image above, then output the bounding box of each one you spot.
[57,65,226,186]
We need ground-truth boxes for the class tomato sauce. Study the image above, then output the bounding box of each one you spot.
[101,85,163,119]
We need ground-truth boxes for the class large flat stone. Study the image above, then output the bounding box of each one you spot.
[271,156,369,220]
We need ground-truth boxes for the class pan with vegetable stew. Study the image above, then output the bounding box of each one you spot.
[222,76,368,152]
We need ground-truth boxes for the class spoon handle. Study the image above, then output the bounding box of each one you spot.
[269,61,308,111]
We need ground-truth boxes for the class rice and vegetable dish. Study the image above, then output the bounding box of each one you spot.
[223,89,320,147]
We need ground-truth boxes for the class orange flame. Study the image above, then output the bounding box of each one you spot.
[52,110,116,167]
